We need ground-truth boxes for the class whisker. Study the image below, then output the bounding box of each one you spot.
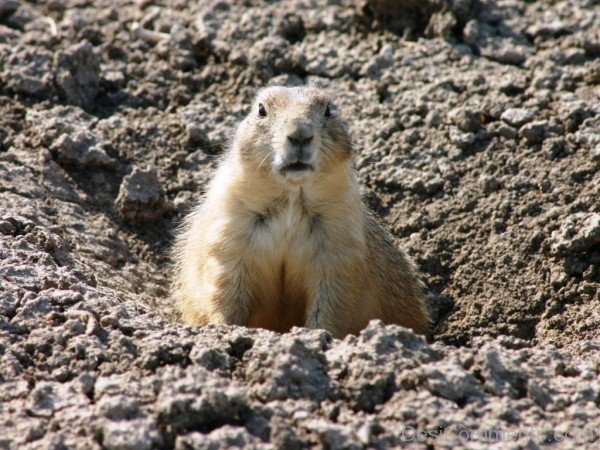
[257,153,270,170]
[321,139,337,163]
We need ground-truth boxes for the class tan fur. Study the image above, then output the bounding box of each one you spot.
[171,86,430,338]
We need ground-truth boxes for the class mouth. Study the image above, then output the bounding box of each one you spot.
[281,161,314,173]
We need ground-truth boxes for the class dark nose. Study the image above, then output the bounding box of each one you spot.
[287,124,313,147]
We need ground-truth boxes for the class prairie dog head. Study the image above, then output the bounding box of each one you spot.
[235,86,352,185]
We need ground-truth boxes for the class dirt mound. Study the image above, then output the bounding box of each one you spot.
[1,0,599,448]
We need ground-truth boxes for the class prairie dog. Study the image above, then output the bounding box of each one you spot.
[171,86,429,337]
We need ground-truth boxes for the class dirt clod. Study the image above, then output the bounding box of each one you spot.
[116,166,170,223]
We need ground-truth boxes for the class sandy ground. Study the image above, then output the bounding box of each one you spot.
[0,0,599,448]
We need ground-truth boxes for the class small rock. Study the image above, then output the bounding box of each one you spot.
[477,347,528,399]
[181,107,207,147]
[26,106,117,169]
[498,124,518,140]
[194,1,228,51]
[488,121,518,140]
[528,382,553,409]
[543,137,567,159]
[115,167,170,223]
[425,10,456,42]
[558,101,591,133]
[526,19,569,38]
[356,420,381,445]
[248,36,292,77]
[61,9,87,31]
[519,120,547,144]
[97,395,140,421]
[179,104,237,152]
[76,373,96,397]
[462,19,482,46]
[102,418,161,450]
[101,69,126,89]
[498,73,528,96]
[478,174,501,193]
[425,110,442,127]
[175,426,266,450]
[550,213,600,256]
[306,420,359,450]
[244,332,334,402]
[591,145,600,161]
[54,40,100,110]
[449,127,476,150]
[501,108,535,127]
[0,0,20,16]
[561,48,586,65]
[189,346,232,373]
[0,23,19,43]
[7,4,40,30]
[51,366,71,382]
[3,46,54,96]
[479,37,530,65]
[420,358,481,402]
[448,108,480,133]
[52,130,115,168]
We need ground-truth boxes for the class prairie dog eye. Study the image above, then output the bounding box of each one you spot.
[324,103,332,117]
[258,103,267,117]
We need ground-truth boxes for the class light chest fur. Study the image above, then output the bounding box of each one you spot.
[176,155,367,334]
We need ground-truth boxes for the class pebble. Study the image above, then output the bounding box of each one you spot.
[519,120,548,144]
[550,213,600,256]
[54,40,100,110]
[448,107,481,133]
[115,166,170,222]
[501,108,535,127]
[591,145,600,161]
